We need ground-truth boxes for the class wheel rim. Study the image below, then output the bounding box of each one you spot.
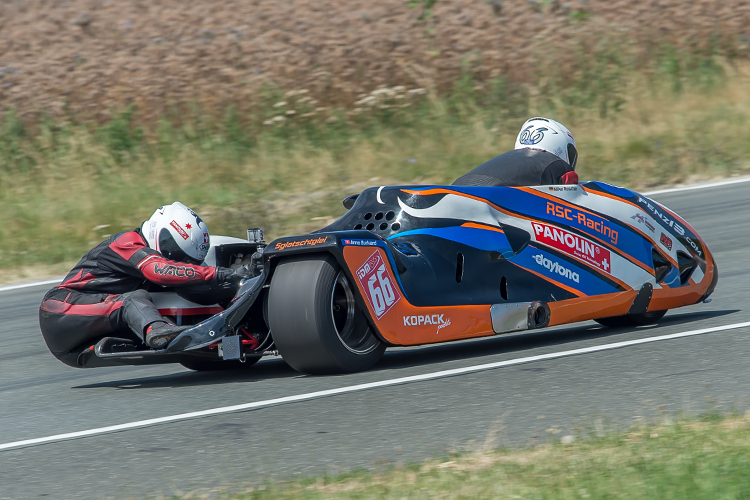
[331,271,380,354]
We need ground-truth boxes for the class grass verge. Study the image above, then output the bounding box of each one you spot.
[196,414,750,500]
[1,57,750,277]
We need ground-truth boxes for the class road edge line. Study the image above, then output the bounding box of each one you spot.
[2,320,749,452]
[644,176,750,195]
[0,278,62,293]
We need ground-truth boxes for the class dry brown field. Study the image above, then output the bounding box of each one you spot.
[1,0,749,124]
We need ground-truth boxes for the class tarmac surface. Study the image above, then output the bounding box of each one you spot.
[1,180,749,499]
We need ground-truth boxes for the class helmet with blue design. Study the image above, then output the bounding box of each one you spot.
[514,117,577,169]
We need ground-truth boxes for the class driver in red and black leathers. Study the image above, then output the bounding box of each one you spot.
[39,203,251,368]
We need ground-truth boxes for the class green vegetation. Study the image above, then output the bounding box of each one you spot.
[1,48,749,281]
[195,415,750,499]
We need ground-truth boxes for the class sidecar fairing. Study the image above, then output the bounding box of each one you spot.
[78,181,718,374]
[260,181,717,373]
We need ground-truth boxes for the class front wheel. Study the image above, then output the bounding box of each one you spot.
[268,255,386,374]
[595,310,667,328]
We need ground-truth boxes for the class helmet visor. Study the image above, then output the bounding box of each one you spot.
[158,229,203,265]
[567,144,578,169]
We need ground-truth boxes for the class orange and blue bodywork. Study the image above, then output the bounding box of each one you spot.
[265,181,718,347]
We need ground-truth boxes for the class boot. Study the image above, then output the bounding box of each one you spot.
[145,321,190,349]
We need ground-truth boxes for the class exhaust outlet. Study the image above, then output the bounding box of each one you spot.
[490,301,550,334]
[528,301,550,329]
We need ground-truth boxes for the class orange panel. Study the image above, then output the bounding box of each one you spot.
[342,245,494,346]
[649,258,715,311]
[649,288,702,311]
[579,184,643,210]
[461,222,505,233]
[547,291,637,326]
[341,235,717,342]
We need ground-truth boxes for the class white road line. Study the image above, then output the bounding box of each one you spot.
[0,278,62,293]
[644,176,750,195]
[2,320,749,452]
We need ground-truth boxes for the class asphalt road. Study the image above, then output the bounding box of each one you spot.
[1,180,749,500]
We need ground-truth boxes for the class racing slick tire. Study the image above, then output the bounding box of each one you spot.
[179,357,259,371]
[594,310,667,328]
[268,254,386,374]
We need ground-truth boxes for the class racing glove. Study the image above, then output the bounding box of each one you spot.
[216,265,255,285]
[249,251,264,277]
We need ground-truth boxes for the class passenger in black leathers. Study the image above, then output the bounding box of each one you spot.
[453,117,579,187]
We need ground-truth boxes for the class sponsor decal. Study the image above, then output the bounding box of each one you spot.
[170,220,189,240]
[548,186,578,192]
[532,222,611,273]
[154,263,196,278]
[437,317,452,333]
[203,232,209,244]
[356,250,401,319]
[403,314,452,334]
[636,197,686,236]
[185,206,203,225]
[403,314,445,326]
[631,213,656,233]
[660,232,673,251]
[546,202,619,244]
[148,220,157,241]
[519,125,549,145]
[343,238,378,247]
[685,236,703,257]
[274,235,329,251]
[532,254,580,283]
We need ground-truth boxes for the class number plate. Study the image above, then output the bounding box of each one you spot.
[220,335,242,360]
[356,250,401,319]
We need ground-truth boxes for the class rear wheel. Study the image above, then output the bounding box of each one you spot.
[268,254,385,374]
[180,356,259,371]
[595,310,667,328]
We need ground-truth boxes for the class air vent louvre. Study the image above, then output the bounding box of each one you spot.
[652,249,672,283]
[677,251,697,285]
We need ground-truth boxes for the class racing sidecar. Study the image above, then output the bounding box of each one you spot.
[82,181,717,374]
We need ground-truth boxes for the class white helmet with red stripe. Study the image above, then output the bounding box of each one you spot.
[141,202,210,265]
[514,117,578,169]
